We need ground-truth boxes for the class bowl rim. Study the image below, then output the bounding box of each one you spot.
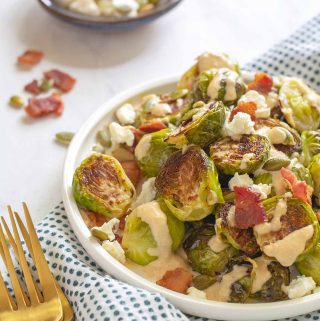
[62,74,320,321]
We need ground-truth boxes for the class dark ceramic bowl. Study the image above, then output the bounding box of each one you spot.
[38,0,183,30]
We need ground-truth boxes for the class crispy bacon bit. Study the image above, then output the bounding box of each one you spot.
[156,268,192,294]
[80,208,106,229]
[25,93,64,118]
[248,73,273,94]
[230,101,257,121]
[281,168,312,204]
[139,121,166,133]
[24,79,41,95]
[44,69,76,93]
[234,187,267,229]
[17,50,44,67]
[120,160,141,187]
[130,127,143,147]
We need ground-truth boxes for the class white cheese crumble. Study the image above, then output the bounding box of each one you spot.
[250,183,272,199]
[150,103,171,117]
[69,0,100,15]
[113,0,139,16]
[187,287,207,300]
[134,134,151,161]
[91,218,120,241]
[228,173,253,191]
[102,240,126,263]
[239,153,255,170]
[197,52,235,73]
[225,112,255,141]
[116,103,136,125]
[239,90,270,118]
[109,122,134,148]
[286,276,316,299]
[132,177,156,208]
[265,91,279,109]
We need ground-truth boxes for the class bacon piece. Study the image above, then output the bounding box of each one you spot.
[280,167,297,187]
[139,121,166,133]
[44,69,76,93]
[130,127,143,147]
[234,187,267,229]
[120,160,141,188]
[156,268,192,294]
[80,208,106,229]
[24,79,41,95]
[17,50,44,67]
[247,73,273,94]
[25,93,64,118]
[230,101,257,121]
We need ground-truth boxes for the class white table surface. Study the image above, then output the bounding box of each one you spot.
[1,0,320,224]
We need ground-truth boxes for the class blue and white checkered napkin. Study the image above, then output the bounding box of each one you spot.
[11,14,320,321]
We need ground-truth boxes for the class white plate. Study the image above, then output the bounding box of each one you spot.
[62,75,320,321]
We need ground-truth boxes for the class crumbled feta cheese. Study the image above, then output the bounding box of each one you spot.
[132,177,156,208]
[116,103,136,125]
[134,134,151,161]
[102,240,126,263]
[150,103,171,117]
[269,147,289,160]
[228,173,253,191]
[91,218,120,241]
[109,122,134,147]
[112,0,139,14]
[69,0,100,16]
[225,112,255,141]
[239,90,270,118]
[265,91,279,109]
[187,287,207,300]
[239,153,255,170]
[250,183,272,199]
[97,0,115,16]
[286,276,316,299]
[197,52,235,73]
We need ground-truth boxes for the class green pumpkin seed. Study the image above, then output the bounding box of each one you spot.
[55,132,74,145]
[170,89,189,100]
[262,158,291,171]
[92,143,105,153]
[91,227,109,241]
[192,101,205,109]
[9,95,24,108]
[96,130,111,147]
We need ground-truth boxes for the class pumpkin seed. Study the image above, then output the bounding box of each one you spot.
[55,131,74,145]
[9,95,24,108]
[170,89,189,100]
[262,158,291,171]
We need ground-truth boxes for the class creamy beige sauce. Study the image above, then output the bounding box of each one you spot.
[262,225,314,267]
[271,170,288,195]
[239,153,255,170]
[134,134,151,161]
[198,52,235,72]
[251,256,272,293]
[205,265,248,301]
[227,205,236,227]
[254,198,287,235]
[207,235,229,253]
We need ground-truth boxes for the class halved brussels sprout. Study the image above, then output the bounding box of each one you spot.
[296,242,320,285]
[291,164,313,189]
[279,79,320,133]
[302,130,320,166]
[73,154,135,218]
[193,68,246,105]
[210,134,270,175]
[122,200,185,265]
[250,259,289,302]
[165,101,226,148]
[309,154,320,205]
[255,196,319,265]
[183,222,239,275]
[155,145,224,221]
[255,118,301,156]
[216,202,260,256]
[135,128,178,177]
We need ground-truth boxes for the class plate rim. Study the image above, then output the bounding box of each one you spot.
[62,75,320,321]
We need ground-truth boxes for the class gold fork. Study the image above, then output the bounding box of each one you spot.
[0,204,63,321]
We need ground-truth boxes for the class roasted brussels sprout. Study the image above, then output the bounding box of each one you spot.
[279,79,320,133]
[254,196,319,266]
[210,134,270,175]
[155,145,224,221]
[192,274,216,290]
[255,118,301,156]
[216,202,260,256]
[302,130,320,166]
[166,101,226,148]
[183,222,239,275]
[135,128,178,177]
[250,258,289,302]
[291,164,313,189]
[296,242,320,285]
[309,154,320,205]
[73,154,135,218]
[193,68,246,105]
[122,201,185,265]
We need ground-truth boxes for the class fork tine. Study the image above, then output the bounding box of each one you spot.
[3,211,41,307]
[0,270,16,311]
[0,223,28,308]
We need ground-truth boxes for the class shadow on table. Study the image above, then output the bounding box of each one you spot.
[16,4,158,69]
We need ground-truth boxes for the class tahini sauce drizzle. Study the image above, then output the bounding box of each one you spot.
[207,235,229,253]
[251,256,272,293]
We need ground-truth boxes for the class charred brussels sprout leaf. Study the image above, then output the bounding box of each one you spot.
[155,146,224,221]
[309,154,320,205]
[279,79,320,133]
[122,201,185,265]
[177,63,198,91]
[291,165,313,189]
[135,128,178,177]
[296,243,320,285]
[210,134,270,175]
[73,154,135,218]
[192,274,216,290]
[216,202,260,256]
[166,101,226,148]
[302,130,320,166]
[183,222,239,275]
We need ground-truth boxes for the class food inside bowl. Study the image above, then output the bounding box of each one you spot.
[72,52,320,303]
[55,0,158,17]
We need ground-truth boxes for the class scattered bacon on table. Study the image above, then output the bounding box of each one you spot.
[44,69,76,93]
[139,121,167,133]
[156,268,192,294]
[230,101,257,121]
[247,73,273,94]
[17,50,44,67]
[24,79,41,95]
